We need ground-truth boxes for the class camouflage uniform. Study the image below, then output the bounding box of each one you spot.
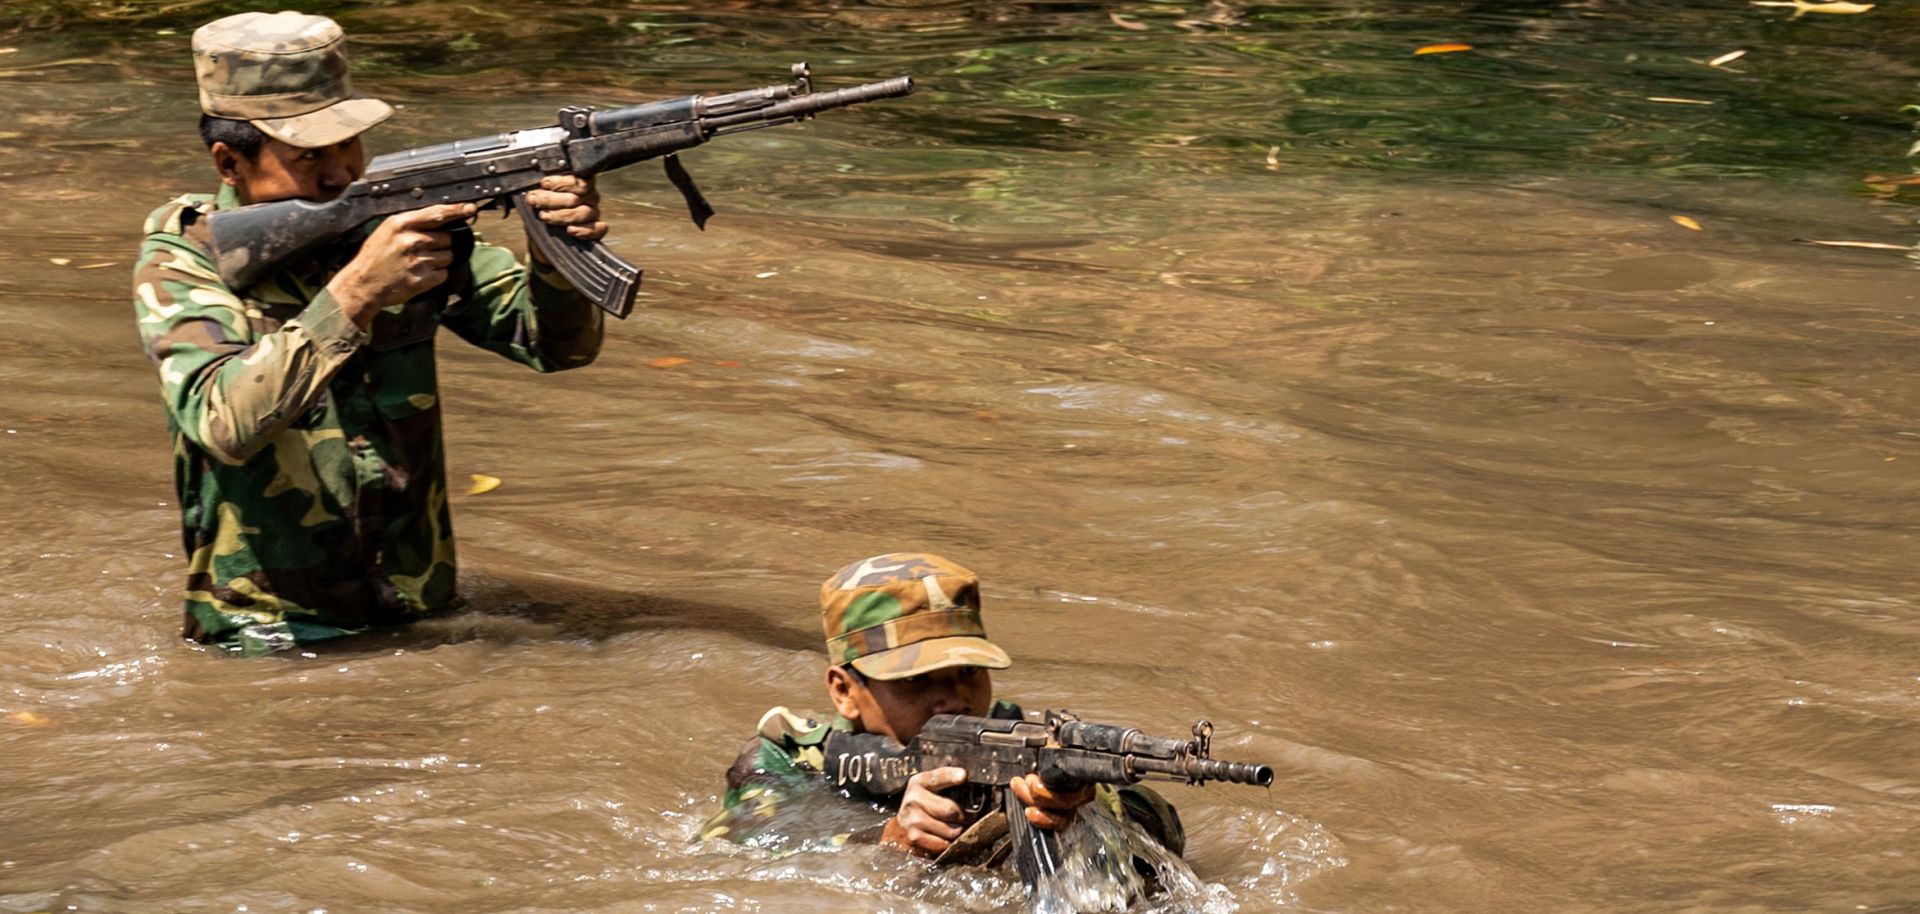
[701,554,1185,857]
[135,12,605,654]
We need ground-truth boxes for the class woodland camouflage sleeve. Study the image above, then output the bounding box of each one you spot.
[131,202,367,465]
[1115,784,1186,857]
[439,240,604,372]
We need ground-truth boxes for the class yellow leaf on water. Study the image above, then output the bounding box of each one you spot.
[75,262,117,270]
[1266,145,1280,169]
[1414,43,1473,55]
[49,257,71,266]
[1109,12,1148,30]
[1648,97,1715,105]
[467,474,502,495]
[1794,239,1913,251]
[0,49,17,56]
[1709,50,1748,67]
[650,356,692,368]
[1670,215,1703,231]
[1750,0,1873,18]
[8,711,50,726]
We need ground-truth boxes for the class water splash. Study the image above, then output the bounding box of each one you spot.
[686,782,1333,913]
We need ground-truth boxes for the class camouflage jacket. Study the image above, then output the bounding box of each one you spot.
[701,701,1186,857]
[133,185,604,655]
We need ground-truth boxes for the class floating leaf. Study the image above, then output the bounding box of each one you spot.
[1750,0,1873,18]
[1265,145,1280,168]
[975,410,1000,421]
[1414,43,1473,55]
[75,262,116,270]
[7,710,49,726]
[713,359,741,368]
[0,48,17,55]
[650,356,692,368]
[48,257,70,266]
[1670,215,1703,231]
[1648,97,1714,105]
[1793,239,1913,251]
[1109,12,1149,30]
[1709,49,1747,66]
[467,474,502,495]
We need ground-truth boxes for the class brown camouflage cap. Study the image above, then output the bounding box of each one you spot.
[192,11,392,148]
[820,553,1013,681]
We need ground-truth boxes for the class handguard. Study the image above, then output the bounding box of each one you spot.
[511,192,642,318]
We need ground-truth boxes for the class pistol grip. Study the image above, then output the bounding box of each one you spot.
[512,192,642,318]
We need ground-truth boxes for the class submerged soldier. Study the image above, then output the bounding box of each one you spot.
[703,553,1185,867]
[133,12,610,654]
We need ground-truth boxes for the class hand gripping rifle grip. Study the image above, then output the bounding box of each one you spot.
[512,192,642,318]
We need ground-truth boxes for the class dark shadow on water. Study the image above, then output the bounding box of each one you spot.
[297,574,818,658]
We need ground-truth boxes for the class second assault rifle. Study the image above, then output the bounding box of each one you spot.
[821,710,1272,887]
[206,63,913,318]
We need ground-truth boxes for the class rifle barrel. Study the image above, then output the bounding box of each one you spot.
[1134,755,1274,786]
[705,77,914,133]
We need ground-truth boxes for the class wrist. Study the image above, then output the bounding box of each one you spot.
[880,817,918,856]
[324,268,381,330]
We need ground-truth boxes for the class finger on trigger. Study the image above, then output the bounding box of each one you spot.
[400,203,472,229]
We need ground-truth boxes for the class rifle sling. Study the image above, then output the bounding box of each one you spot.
[663,154,715,230]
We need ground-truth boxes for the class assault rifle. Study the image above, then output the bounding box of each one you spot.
[206,63,913,318]
[822,710,1271,886]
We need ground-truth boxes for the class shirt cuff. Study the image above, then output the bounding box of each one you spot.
[296,287,369,359]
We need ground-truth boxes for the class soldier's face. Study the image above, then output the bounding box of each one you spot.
[215,136,365,205]
[827,664,993,744]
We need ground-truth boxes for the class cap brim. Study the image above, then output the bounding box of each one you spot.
[253,96,393,149]
[850,635,1012,681]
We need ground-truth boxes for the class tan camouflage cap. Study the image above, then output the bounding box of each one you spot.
[821,553,1013,681]
[192,11,392,148]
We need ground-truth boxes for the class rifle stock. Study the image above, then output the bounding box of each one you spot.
[210,193,374,292]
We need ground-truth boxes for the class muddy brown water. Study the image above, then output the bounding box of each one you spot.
[2,2,1917,912]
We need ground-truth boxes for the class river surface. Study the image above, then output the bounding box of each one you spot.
[1,1,1917,912]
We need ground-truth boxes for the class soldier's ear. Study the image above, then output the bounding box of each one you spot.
[209,142,245,188]
[825,665,863,723]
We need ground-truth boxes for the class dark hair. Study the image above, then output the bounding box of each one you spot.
[840,663,869,686]
[198,115,266,159]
